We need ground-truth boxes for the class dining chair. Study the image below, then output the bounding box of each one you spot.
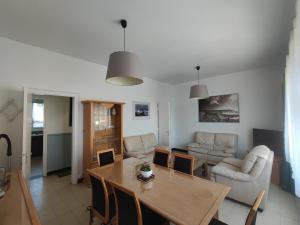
[97,148,115,167]
[111,182,168,225]
[173,153,194,175]
[209,191,265,225]
[88,174,116,225]
[153,148,170,167]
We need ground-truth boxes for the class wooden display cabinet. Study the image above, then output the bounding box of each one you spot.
[82,100,124,185]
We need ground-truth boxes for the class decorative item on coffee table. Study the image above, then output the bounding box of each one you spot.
[137,163,155,182]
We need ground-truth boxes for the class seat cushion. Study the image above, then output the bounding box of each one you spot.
[188,147,210,154]
[124,136,144,152]
[141,133,157,152]
[195,132,214,150]
[125,151,145,159]
[209,218,228,225]
[208,150,234,157]
[222,157,243,168]
[211,162,250,181]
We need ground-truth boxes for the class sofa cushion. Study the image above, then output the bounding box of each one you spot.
[212,162,250,181]
[208,150,234,157]
[222,157,243,168]
[125,151,145,159]
[241,145,270,173]
[214,133,237,153]
[241,153,257,173]
[141,133,157,152]
[195,132,214,150]
[249,145,270,159]
[124,136,144,152]
[188,146,210,154]
[144,147,155,154]
[250,157,267,179]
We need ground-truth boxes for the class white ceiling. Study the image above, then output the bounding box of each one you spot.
[0,0,295,84]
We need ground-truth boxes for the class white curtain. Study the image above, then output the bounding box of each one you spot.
[284,0,300,197]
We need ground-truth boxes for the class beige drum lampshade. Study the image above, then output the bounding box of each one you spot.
[189,84,209,99]
[106,51,143,86]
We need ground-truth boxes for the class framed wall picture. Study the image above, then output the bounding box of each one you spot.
[198,93,239,123]
[133,102,150,120]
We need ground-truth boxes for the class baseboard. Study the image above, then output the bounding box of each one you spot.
[47,167,71,176]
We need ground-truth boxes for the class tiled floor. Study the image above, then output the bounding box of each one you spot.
[30,175,300,225]
[31,156,43,178]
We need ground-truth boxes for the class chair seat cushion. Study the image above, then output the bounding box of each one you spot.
[141,203,168,225]
[109,194,116,219]
[209,218,228,225]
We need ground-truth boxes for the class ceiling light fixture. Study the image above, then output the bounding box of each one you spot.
[106,19,143,86]
[189,66,209,99]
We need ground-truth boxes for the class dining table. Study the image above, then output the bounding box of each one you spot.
[87,157,230,225]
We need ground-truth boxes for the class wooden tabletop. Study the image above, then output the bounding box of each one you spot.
[88,157,230,225]
[0,171,41,225]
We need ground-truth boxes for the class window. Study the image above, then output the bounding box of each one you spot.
[32,102,44,128]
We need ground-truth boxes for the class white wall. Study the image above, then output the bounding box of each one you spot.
[173,66,284,158]
[0,36,284,176]
[44,96,71,135]
[0,37,174,175]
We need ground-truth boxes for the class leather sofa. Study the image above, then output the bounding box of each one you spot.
[210,145,274,209]
[187,132,238,164]
[123,133,169,162]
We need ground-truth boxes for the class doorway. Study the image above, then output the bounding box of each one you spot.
[30,96,44,179]
[22,88,79,184]
[157,102,171,146]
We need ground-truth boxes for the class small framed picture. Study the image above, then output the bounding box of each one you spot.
[133,102,150,120]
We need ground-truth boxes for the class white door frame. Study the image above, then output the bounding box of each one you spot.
[23,87,79,184]
[157,102,171,146]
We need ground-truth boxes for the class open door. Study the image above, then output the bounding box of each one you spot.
[157,102,171,146]
[22,87,32,181]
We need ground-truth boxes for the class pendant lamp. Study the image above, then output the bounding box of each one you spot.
[106,19,143,86]
[189,66,209,99]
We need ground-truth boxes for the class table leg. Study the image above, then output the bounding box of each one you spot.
[202,162,208,177]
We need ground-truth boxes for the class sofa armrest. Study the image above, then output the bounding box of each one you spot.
[211,165,251,182]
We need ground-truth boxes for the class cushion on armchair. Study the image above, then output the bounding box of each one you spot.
[211,162,251,181]
[124,136,144,152]
[222,157,243,168]
[241,145,270,173]
[141,133,157,153]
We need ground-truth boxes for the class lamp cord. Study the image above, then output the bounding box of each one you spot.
[123,27,126,51]
[198,70,200,86]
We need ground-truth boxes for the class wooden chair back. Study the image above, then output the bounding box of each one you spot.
[245,191,265,225]
[111,182,143,225]
[173,153,194,175]
[97,148,115,167]
[153,148,170,167]
[89,174,110,223]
